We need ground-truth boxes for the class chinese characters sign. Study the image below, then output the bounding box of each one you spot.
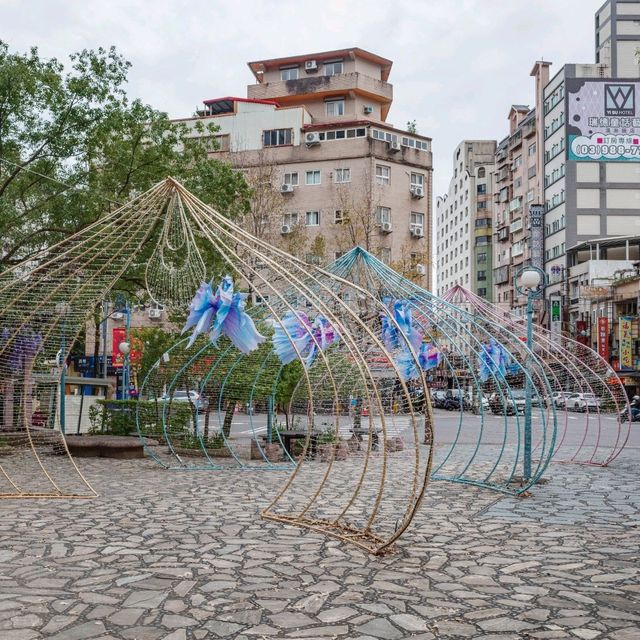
[529,205,544,272]
[567,80,640,162]
[619,317,633,369]
[597,317,609,361]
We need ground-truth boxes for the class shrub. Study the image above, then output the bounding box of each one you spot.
[89,399,193,437]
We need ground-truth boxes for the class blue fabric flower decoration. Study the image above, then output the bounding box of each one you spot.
[273,311,339,368]
[478,338,511,383]
[182,276,266,354]
[380,299,423,351]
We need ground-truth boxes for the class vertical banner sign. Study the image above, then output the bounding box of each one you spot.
[550,295,562,343]
[619,317,633,369]
[529,204,544,272]
[112,327,126,368]
[598,317,609,360]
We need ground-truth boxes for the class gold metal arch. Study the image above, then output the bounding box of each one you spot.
[0,178,433,554]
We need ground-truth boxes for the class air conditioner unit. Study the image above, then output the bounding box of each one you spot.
[148,308,162,320]
[381,222,393,233]
[305,132,321,146]
[112,312,124,320]
[363,105,373,114]
[411,225,425,238]
[410,186,424,198]
[388,140,401,152]
[280,183,294,193]
[281,224,292,235]
[305,60,318,72]
[416,264,426,276]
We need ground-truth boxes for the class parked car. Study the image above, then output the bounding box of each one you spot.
[489,390,526,415]
[160,390,209,413]
[552,391,573,408]
[567,392,600,412]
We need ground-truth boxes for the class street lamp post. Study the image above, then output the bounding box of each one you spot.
[118,340,131,400]
[514,266,546,482]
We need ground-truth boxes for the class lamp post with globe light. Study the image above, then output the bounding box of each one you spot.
[514,265,546,482]
[118,340,130,401]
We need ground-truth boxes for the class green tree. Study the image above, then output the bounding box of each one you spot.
[0,41,250,271]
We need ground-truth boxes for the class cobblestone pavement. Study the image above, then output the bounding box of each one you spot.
[0,449,638,640]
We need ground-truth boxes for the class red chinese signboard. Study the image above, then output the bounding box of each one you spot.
[112,328,142,368]
[112,327,126,367]
[597,317,609,361]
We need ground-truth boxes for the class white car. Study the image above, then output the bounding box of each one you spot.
[567,393,600,412]
[552,392,573,408]
[160,390,209,413]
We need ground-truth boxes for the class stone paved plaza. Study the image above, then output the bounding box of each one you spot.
[0,448,638,640]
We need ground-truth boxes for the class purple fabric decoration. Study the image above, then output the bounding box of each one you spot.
[182,276,266,354]
[2,328,42,371]
[273,311,339,368]
[396,342,442,381]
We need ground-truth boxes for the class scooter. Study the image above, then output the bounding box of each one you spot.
[619,407,640,422]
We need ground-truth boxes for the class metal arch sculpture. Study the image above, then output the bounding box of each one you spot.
[441,285,630,467]
[324,247,559,494]
[0,180,183,498]
[0,178,432,554]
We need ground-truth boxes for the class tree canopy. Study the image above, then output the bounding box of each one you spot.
[0,41,250,274]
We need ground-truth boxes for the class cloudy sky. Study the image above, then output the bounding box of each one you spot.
[4,0,604,195]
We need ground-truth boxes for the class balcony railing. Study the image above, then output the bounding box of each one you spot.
[248,72,393,103]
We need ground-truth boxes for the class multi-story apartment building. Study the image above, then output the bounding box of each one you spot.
[543,9,640,309]
[175,48,433,287]
[436,141,496,299]
[491,62,550,314]
[596,0,640,76]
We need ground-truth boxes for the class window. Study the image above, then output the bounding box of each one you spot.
[477,270,487,281]
[283,172,298,186]
[478,167,486,178]
[379,247,391,264]
[528,142,537,156]
[305,211,320,226]
[325,99,345,117]
[305,170,321,185]
[410,173,424,188]
[514,177,522,189]
[376,206,391,224]
[282,212,299,227]
[478,252,487,263]
[334,210,346,224]
[478,288,487,297]
[477,184,487,194]
[376,165,390,185]
[263,128,292,147]
[477,201,487,210]
[526,189,534,202]
[324,60,343,76]
[280,67,299,81]
[513,155,523,169]
[528,165,537,179]
[334,168,351,183]
[200,134,230,153]
[410,212,424,227]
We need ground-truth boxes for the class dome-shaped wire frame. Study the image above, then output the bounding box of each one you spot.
[441,285,630,467]
[325,248,561,494]
[138,181,434,554]
[0,178,433,555]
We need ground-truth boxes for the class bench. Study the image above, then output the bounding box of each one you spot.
[65,435,145,459]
